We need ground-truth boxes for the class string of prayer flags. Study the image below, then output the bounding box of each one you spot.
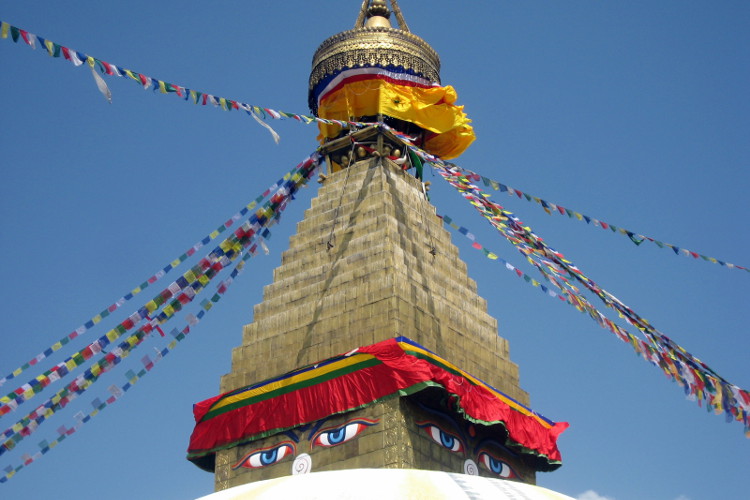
[0,166,309,389]
[382,121,749,275]
[0,154,321,471]
[439,215,570,304]
[438,213,720,397]
[431,161,750,435]
[0,232,249,416]
[451,165,748,273]
[0,21,374,141]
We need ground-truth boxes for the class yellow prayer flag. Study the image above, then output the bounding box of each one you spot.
[45,39,54,56]
[146,300,158,313]
[2,22,11,39]
[92,314,102,324]
[106,330,119,342]
[158,80,168,94]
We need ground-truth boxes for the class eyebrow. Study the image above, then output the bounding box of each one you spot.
[306,417,331,441]
[413,401,466,442]
[473,437,520,458]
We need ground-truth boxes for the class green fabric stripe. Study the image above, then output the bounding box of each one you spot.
[202,357,383,421]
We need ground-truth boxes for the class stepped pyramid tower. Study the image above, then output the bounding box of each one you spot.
[188,2,566,497]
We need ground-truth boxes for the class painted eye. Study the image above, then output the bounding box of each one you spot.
[417,422,464,453]
[232,441,296,469]
[311,418,378,448]
[478,451,517,479]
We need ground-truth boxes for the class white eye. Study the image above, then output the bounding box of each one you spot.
[314,422,363,447]
[420,424,463,453]
[479,452,516,479]
[233,442,295,469]
[311,419,377,448]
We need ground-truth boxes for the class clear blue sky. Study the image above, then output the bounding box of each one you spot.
[1,2,748,499]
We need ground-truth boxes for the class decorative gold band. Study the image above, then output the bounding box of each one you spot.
[310,27,441,89]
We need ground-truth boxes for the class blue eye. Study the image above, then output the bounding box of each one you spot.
[311,418,378,448]
[416,422,465,454]
[478,451,517,479]
[232,441,296,469]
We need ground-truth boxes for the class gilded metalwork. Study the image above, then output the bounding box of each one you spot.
[310,26,441,91]
[309,1,440,96]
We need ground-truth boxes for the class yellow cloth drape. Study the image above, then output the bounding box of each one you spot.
[317,78,475,159]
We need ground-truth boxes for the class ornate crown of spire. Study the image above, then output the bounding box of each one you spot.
[309,0,441,104]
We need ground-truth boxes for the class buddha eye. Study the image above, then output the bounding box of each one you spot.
[232,441,296,469]
[311,418,378,448]
[478,451,517,479]
[416,422,464,454]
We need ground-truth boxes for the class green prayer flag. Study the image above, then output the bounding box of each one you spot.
[408,150,423,180]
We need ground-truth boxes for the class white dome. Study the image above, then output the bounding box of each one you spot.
[196,468,574,500]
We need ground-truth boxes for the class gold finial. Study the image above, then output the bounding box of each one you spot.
[355,0,410,31]
[365,0,392,29]
[367,0,390,18]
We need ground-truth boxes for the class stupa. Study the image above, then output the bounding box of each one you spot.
[187,2,567,497]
